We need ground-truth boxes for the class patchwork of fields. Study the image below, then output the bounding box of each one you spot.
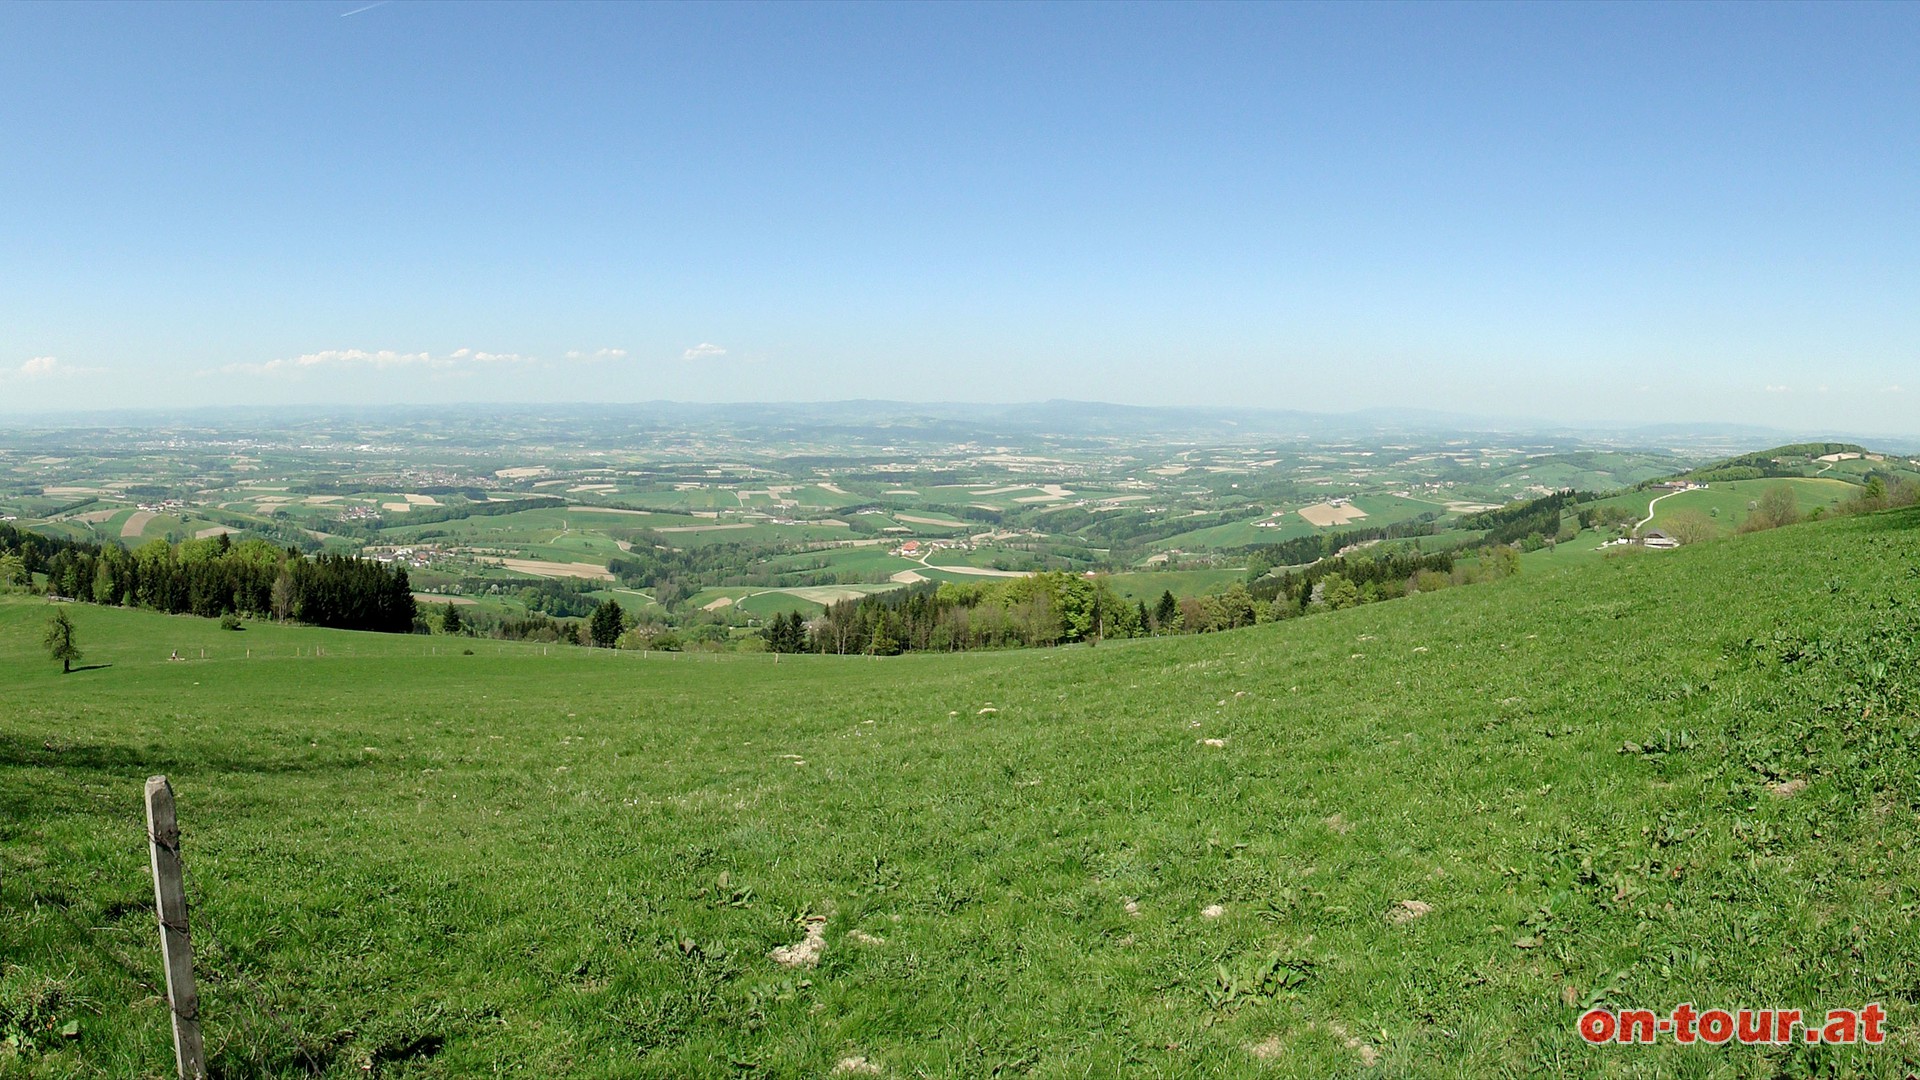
[7,423,1918,642]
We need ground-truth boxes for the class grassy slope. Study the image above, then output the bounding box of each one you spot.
[1106,569,1249,603]
[1152,495,1443,552]
[764,548,917,580]
[1586,478,1856,534]
[5,511,1920,1077]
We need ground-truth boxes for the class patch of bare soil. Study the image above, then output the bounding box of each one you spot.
[770,915,829,967]
[1387,899,1431,924]
[1322,1019,1379,1067]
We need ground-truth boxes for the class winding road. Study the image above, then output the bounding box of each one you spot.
[1635,489,1686,532]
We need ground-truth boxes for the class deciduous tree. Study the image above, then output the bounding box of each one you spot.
[1663,509,1717,546]
[43,609,82,673]
[1745,484,1801,532]
[1318,573,1358,610]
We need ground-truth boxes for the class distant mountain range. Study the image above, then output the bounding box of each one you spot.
[2,399,1915,453]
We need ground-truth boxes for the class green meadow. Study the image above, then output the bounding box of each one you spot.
[762,547,917,581]
[1151,494,1445,552]
[1104,569,1250,603]
[5,510,1920,1076]
[1586,478,1856,535]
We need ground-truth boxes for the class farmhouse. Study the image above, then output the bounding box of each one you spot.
[1640,530,1680,550]
[894,540,922,557]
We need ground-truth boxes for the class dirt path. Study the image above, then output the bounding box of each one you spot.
[653,523,755,533]
[1635,489,1684,532]
[915,558,1033,578]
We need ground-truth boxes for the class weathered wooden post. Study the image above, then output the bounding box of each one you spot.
[144,776,207,1080]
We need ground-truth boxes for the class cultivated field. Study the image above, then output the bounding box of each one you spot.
[1296,502,1367,527]
[497,558,615,581]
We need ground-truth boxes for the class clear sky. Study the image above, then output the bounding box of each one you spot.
[2,1,1916,432]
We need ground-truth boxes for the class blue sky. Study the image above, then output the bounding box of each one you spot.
[2,1,1916,431]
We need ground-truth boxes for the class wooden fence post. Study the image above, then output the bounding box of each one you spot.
[145,776,207,1080]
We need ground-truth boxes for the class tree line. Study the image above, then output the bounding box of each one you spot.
[15,531,416,633]
[774,573,1142,655]
[1239,517,1441,570]
[1678,443,1867,484]
[1252,546,1459,611]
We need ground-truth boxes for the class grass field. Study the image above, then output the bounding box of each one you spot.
[378,507,708,546]
[1515,526,1615,568]
[764,547,917,581]
[663,523,857,548]
[5,509,1920,1076]
[921,547,1047,572]
[1149,515,1320,551]
[1104,568,1249,603]
[1150,495,1446,552]
[687,584,899,619]
[1585,478,1857,537]
[730,592,827,620]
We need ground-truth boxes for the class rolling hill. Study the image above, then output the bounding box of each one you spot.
[4,508,1918,1076]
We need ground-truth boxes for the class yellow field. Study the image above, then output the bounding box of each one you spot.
[1297,502,1369,527]
[497,558,614,581]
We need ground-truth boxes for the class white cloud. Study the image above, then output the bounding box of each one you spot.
[216,347,559,377]
[18,356,61,378]
[682,342,727,361]
[4,355,99,383]
[1884,384,1905,393]
[448,348,535,365]
[210,345,649,379]
[218,349,439,376]
[1764,384,1791,393]
[564,348,629,363]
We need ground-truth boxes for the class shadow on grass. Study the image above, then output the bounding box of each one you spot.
[1848,505,1920,532]
[64,662,113,673]
[0,732,346,790]
[0,731,361,862]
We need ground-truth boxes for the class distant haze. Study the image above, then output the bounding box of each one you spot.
[1,3,1915,433]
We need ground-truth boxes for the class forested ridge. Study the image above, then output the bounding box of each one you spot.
[1,525,416,634]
